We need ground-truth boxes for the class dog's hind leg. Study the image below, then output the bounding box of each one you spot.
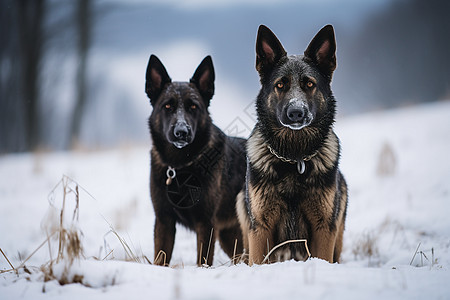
[218,224,244,263]
[236,190,250,255]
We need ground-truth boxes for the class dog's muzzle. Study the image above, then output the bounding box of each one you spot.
[172,122,192,148]
[279,99,313,130]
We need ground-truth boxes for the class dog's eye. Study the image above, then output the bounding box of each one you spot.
[164,104,171,110]
[276,82,284,90]
[306,81,315,88]
[190,104,197,110]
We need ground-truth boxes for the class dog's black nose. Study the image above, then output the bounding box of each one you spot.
[286,106,305,123]
[174,123,189,139]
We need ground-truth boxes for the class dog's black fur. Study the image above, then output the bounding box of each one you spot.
[237,25,348,264]
[145,55,246,266]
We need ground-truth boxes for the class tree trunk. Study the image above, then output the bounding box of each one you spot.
[70,0,91,149]
[17,0,46,151]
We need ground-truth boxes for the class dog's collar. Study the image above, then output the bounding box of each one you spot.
[267,145,317,174]
[164,141,221,185]
[165,166,176,185]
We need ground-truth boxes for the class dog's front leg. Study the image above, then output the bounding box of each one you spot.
[154,216,176,266]
[310,228,336,263]
[248,228,273,265]
[196,224,216,266]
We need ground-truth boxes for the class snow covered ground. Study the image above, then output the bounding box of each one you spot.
[1,101,450,299]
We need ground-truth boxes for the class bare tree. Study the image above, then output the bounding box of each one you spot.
[17,0,47,151]
[0,1,21,152]
[70,0,92,148]
[0,0,47,152]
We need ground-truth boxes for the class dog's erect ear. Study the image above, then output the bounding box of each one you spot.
[256,25,287,76]
[145,55,172,105]
[304,25,337,78]
[190,55,215,105]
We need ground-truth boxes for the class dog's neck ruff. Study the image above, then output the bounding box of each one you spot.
[267,144,317,174]
[163,138,211,170]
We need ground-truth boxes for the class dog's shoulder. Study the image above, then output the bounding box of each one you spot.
[246,126,278,175]
[310,129,341,175]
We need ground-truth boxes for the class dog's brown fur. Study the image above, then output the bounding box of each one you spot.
[237,25,348,265]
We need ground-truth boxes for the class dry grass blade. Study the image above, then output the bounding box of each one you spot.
[57,177,83,263]
[108,228,140,263]
[143,255,152,265]
[232,239,238,265]
[198,228,215,267]
[57,178,67,262]
[4,174,156,286]
[17,232,57,270]
[262,239,311,264]
[217,252,248,267]
[155,250,167,266]
[197,243,203,266]
[72,185,80,222]
[45,175,85,264]
[102,250,114,261]
[410,242,421,265]
[1,227,58,275]
[0,248,15,271]
[39,175,86,285]
[205,228,214,266]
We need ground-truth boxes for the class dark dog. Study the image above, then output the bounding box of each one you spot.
[237,25,348,265]
[145,55,246,266]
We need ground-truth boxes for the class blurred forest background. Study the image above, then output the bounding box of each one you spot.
[1,0,449,153]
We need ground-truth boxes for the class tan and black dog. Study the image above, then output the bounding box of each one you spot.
[237,25,348,265]
[145,55,246,266]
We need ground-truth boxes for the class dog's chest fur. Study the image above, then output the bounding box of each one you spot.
[246,127,341,259]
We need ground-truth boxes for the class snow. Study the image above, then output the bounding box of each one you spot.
[1,101,450,299]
